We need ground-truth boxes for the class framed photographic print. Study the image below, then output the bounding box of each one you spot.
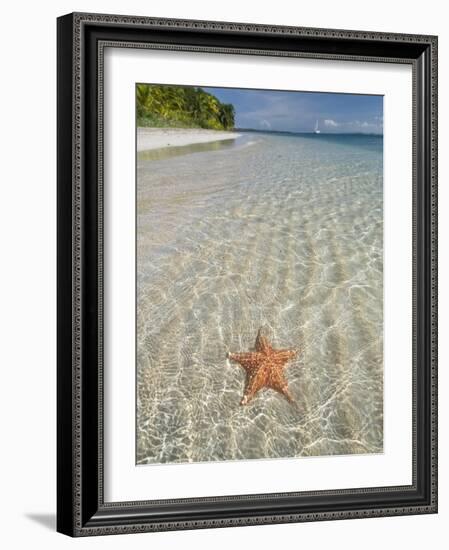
[57,12,438,536]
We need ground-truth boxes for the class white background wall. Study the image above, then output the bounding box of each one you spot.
[0,1,446,548]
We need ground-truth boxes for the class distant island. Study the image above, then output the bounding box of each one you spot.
[137,85,236,131]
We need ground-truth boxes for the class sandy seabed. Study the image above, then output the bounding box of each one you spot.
[136,131,384,465]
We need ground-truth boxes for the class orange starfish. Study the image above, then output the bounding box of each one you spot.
[227,329,298,406]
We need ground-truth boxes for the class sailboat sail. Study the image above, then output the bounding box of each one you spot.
[314,120,320,134]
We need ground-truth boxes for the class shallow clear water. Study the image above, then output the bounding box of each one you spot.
[136,132,383,465]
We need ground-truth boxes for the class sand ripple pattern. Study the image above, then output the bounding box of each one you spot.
[136,133,383,465]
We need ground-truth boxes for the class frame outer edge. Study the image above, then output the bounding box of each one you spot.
[69,11,436,44]
[430,35,438,512]
[57,13,77,537]
[73,11,84,537]
[58,11,438,536]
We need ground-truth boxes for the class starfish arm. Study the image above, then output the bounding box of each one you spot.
[274,349,298,365]
[269,369,295,404]
[241,368,268,405]
[277,385,295,404]
[227,351,262,373]
[255,329,272,354]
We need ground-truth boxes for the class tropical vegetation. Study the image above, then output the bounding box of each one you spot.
[136,84,235,130]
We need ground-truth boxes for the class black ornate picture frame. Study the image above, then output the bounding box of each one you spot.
[57,12,438,536]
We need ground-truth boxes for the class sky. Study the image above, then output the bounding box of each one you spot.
[204,87,383,134]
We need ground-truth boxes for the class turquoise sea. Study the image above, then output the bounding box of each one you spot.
[136,131,383,465]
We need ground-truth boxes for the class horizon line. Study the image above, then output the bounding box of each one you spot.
[234,128,383,136]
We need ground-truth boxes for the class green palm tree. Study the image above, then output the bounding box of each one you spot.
[218,103,235,129]
[136,84,236,130]
[136,84,151,117]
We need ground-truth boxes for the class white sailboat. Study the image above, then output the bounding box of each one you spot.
[314,119,321,134]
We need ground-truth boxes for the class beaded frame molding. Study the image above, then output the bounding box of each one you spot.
[57,12,438,537]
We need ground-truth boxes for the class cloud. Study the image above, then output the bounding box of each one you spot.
[348,120,383,133]
[323,119,383,134]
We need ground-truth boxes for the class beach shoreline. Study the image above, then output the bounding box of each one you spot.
[137,127,241,152]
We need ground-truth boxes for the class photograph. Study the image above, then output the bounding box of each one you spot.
[55,9,437,537]
[136,83,384,465]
